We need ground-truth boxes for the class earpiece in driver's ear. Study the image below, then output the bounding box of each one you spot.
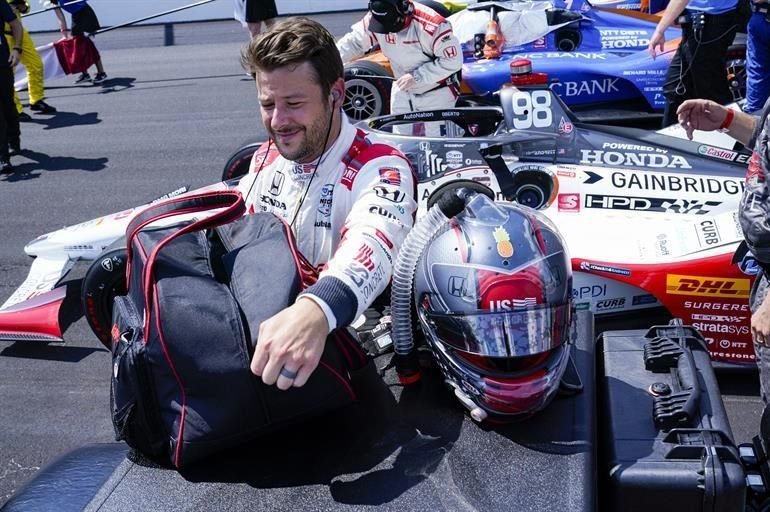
[331,91,341,104]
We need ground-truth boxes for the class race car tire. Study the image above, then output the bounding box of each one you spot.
[421,0,452,17]
[81,246,128,350]
[343,61,392,121]
[222,142,260,182]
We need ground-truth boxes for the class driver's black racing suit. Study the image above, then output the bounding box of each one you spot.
[739,98,770,403]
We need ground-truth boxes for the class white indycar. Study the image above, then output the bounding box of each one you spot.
[0,86,756,366]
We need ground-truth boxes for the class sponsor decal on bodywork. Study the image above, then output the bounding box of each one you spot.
[517,52,607,60]
[599,30,649,49]
[579,261,631,277]
[445,150,464,169]
[697,145,749,163]
[581,149,691,169]
[419,142,447,177]
[595,297,626,311]
[684,300,749,312]
[695,219,721,247]
[666,274,750,298]
[692,313,745,323]
[558,117,574,135]
[610,172,743,195]
[573,284,607,299]
[551,78,620,98]
[691,322,749,335]
[585,194,721,215]
[558,194,580,212]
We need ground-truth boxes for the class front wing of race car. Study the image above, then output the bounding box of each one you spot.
[0,187,191,343]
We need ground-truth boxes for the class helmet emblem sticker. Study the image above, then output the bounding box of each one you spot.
[493,226,514,258]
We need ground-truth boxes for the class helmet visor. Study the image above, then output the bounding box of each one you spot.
[422,303,572,357]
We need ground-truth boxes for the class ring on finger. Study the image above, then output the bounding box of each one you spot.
[279,366,298,380]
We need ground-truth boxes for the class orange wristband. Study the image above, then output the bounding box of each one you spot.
[719,108,735,131]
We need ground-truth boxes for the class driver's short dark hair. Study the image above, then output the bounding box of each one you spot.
[241,17,343,98]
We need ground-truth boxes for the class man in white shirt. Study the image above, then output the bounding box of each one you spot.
[239,17,416,391]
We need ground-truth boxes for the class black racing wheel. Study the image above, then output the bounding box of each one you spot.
[343,60,393,121]
[81,244,127,350]
[222,142,260,182]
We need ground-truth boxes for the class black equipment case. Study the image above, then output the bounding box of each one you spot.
[598,322,746,511]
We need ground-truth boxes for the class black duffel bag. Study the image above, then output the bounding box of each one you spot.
[109,190,367,468]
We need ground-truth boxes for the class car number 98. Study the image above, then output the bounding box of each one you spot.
[511,90,553,130]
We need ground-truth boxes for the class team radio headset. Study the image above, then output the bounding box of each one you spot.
[244,90,340,231]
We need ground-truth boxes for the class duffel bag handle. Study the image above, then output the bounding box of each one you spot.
[124,190,245,339]
[125,190,245,278]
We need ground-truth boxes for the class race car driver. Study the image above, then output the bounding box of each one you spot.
[336,0,463,136]
[239,17,416,391]
[678,97,770,404]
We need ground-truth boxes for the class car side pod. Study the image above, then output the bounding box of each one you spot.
[0,287,66,342]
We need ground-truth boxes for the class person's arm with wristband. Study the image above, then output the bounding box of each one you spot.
[677,99,758,145]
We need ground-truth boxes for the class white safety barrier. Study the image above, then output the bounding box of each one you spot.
[22,0,367,33]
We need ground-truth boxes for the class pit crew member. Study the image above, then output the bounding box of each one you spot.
[649,0,740,127]
[239,17,416,391]
[336,0,463,136]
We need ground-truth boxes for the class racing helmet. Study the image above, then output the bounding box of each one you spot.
[368,0,412,33]
[414,194,574,420]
